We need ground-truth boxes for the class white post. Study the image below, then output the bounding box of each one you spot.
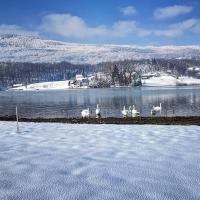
[16,106,19,132]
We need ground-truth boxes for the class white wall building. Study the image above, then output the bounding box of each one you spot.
[75,74,85,81]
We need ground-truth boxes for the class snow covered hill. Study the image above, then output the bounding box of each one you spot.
[0,34,200,64]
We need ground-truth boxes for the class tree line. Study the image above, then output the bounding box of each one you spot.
[0,58,200,89]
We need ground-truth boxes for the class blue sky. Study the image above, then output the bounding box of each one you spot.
[0,0,200,45]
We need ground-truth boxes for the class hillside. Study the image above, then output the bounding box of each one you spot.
[0,34,200,64]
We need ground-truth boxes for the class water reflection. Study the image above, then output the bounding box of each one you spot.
[0,86,200,118]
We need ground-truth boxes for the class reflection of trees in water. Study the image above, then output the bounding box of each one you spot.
[0,88,200,118]
[140,92,200,116]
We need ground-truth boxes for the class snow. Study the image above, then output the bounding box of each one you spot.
[142,75,178,87]
[9,81,70,91]
[142,74,200,87]
[1,34,200,64]
[0,121,200,200]
[177,76,200,86]
[9,80,91,91]
[8,75,200,91]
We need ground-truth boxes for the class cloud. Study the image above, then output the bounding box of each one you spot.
[120,6,137,16]
[112,21,150,37]
[41,14,108,38]
[40,13,148,38]
[0,24,38,36]
[40,13,200,40]
[154,18,200,37]
[154,5,193,20]
[0,14,196,41]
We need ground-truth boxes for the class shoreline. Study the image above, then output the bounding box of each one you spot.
[0,116,200,125]
[6,84,200,91]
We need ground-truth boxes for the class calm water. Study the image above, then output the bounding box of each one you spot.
[0,122,200,200]
[0,86,200,118]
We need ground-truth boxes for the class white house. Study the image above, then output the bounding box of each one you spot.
[75,74,85,81]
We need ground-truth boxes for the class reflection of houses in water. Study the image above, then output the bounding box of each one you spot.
[2,86,200,118]
[140,88,200,116]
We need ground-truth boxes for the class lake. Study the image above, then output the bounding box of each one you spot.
[0,86,200,118]
[0,122,200,200]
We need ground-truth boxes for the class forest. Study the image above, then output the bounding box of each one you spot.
[0,58,200,90]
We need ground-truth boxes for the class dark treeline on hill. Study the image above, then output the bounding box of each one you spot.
[99,58,200,75]
[0,62,95,89]
[0,58,200,89]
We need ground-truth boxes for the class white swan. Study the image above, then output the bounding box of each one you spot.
[95,104,101,117]
[81,108,90,118]
[131,105,140,117]
[152,103,162,114]
[121,106,129,117]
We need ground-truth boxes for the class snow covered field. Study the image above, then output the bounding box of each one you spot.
[142,75,200,87]
[0,122,200,199]
[1,34,200,64]
[9,80,90,91]
[9,81,71,91]
[177,76,200,86]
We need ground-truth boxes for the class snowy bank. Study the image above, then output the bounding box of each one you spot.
[142,74,200,87]
[0,122,200,200]
[9,81,70,91]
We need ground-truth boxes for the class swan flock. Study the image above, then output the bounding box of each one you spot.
[81,103,162,118]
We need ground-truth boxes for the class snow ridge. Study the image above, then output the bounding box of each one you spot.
[0,34,200,64]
